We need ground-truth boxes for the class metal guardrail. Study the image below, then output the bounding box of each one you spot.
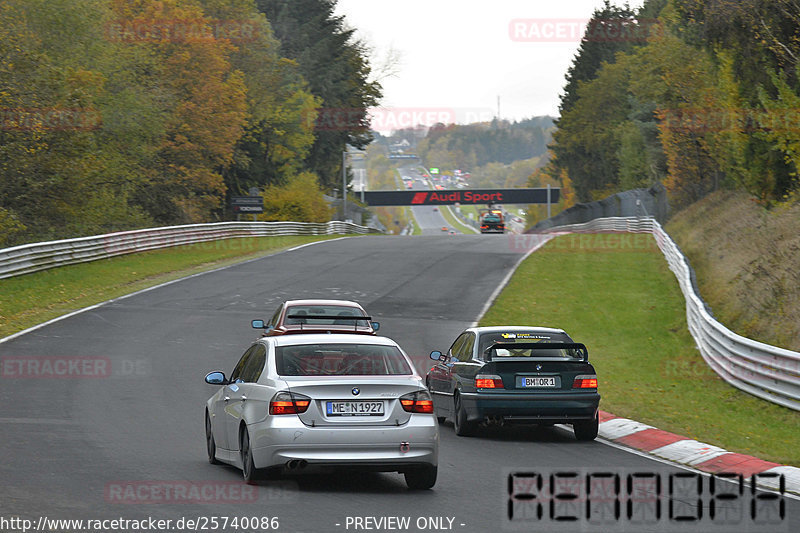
[0,221,381,280]
[531,182,669,231]
[538,216,800,411]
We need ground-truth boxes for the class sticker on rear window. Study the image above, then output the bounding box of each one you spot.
[501,333,551,340]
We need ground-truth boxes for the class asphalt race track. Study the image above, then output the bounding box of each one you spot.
[1,235,796,533]
[397,165,463,236]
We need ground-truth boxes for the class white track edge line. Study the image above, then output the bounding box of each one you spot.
[0,237,350,346]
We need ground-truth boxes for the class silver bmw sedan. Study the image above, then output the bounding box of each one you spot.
[204,333,439,489]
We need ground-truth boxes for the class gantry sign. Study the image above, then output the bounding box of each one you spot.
[361,188,560,206]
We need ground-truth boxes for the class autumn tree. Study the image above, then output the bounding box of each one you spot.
[198,0,320,199]
[545,0,800,208]
[260,171,332,222]
[0,0,152,242]
[108,0,248,223]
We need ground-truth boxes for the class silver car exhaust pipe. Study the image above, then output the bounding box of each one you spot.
[285,459,308,470]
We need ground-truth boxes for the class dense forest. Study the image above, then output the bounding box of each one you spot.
[536,0,800,210]
[416,117,555,171]
[0,0,379,246]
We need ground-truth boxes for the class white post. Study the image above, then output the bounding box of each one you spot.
[342,151,347,221]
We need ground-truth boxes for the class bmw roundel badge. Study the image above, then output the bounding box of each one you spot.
[535,364,542,371]
[352,387,360,396]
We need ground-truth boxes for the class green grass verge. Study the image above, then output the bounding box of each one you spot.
[0,235,343,339]
[440,206,478,234]
[480,233,800,465]
[459,204,480,220]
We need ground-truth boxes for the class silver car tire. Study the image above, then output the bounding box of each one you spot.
[404,465,437,490]
[205,412,220,465]
[240,426,259,484]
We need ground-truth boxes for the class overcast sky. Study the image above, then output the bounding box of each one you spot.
[335,0,645,131]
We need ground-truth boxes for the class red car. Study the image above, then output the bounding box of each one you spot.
[252,299,379,336]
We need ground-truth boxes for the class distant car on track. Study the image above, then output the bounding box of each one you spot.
[479,209,506,234]
[252,299,379,336]
[205,333,439,488]
[426,326,599,440]
[440,226,448,232]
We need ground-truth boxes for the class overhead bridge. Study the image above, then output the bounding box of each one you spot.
[360,188,560,206]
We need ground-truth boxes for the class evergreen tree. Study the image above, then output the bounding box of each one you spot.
[255,0,381,190]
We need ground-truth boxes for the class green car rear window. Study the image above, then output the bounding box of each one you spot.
[479,331,572,355]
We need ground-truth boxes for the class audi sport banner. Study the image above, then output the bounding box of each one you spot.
[361,188,560,206]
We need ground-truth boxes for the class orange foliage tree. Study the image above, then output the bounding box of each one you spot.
[110,0,247,223]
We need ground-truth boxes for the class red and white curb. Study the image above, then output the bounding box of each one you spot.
[598,411,800,495]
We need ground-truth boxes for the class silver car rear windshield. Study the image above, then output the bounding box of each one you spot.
[276,344,412,376]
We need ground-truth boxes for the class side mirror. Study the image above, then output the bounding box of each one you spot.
[430,350,446,362]
[371,321,380,332]
[251,319,265,329]
[205,371,227,385]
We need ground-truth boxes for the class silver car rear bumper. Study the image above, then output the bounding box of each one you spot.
[249,415,438,469]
